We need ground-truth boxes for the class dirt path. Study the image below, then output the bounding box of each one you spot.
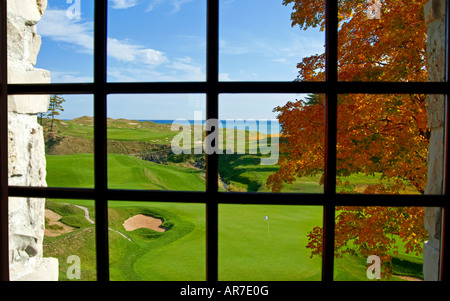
[60,203,132,241]
[395,275,423,281]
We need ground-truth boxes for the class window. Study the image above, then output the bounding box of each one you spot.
[1,0,448,292]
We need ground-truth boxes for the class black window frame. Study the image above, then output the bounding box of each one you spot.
[1,0,449,286]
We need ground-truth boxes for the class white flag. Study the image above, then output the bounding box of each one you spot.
[264,216,269,220]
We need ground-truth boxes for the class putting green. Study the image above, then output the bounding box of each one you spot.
[218,204,323,281]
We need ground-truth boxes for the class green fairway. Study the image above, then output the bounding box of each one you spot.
[107,154,205,191]
[46,153,205,191]
[218,204,323,281]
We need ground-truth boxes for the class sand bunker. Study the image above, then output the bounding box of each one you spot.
[45,209,75,237]
[122,214,166,232]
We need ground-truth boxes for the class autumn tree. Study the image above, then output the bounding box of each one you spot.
[267,0,430,278]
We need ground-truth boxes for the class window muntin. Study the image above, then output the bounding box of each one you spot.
[1,0,447,284]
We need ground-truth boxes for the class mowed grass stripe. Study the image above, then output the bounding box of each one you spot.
[46,153,205,191]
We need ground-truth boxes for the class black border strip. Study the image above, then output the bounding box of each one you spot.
[0,0,10,282]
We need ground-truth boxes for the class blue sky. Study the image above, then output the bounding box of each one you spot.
[35,0,324,120]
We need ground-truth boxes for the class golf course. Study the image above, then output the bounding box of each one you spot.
[41,116,424,281]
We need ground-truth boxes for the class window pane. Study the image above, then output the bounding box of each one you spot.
[219,94,325,193]
[108,201,206,281]
[8,0,95,83]
[336,94,445,195]
[8,94,94,188]
[333,206,441,281]
[219,204,323,280]
[9,197,96,281]
[338,0,446,82]
[107,94,206,191]
[219,0,325,81]
[107,0,206,82]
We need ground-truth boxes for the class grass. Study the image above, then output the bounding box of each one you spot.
[42,117,425,281]
[218,204,323,281]
[219,153,323,193]
[46,153,205,191]
[43,199,97,281]
[44,200,206,281]
[107,201,206,281]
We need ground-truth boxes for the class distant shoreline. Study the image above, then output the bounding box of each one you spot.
[62,118,282,134]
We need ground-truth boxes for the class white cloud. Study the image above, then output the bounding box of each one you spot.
[38,9,204,82]
[38,9,168,67]
[37,9,94,53]
[110,0,139,9]
[168,57,204,81]
[273,58,288,63]
[171,0,194,13]
[107,38,168,66]
[146,0,163,12]
[219,73,232,81]
[146,0,194,14]
[107,56,205,82]
[49,71,93,83]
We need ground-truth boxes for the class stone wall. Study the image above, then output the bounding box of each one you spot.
[423,0,446,281]
[7,0,58,281]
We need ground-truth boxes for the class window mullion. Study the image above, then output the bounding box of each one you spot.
[206,0,219,282]
[94,0,109,282]
[322,0,339,283]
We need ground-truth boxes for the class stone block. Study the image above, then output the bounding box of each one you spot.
[426,20,446,82]
[423,241,441,281]
[425,95,445,129]
[424,207,442,240]
[7,0,46,24]
[8,67,50,84]
[424,0,446,24]
[8,112,47,186]
[10,257,59,281]
[424,127,444,195]
[7,68,50,114]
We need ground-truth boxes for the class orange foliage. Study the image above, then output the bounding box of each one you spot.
[268,0,430,277]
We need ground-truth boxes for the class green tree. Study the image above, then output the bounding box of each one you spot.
[46,94,66,132]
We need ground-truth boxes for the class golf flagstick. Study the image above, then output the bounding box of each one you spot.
[265,216,269,237]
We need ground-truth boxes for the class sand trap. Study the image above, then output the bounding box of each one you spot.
[45,209,75,237]
[122,214,166,232]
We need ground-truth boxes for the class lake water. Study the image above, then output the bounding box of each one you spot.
[145,120,281,135]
